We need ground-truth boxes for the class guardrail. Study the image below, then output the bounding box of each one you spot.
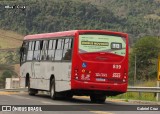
[127,86,160,93]
[0,87,160,101]
[127,87,160,101]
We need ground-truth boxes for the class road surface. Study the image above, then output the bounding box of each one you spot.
[0,92,159,114]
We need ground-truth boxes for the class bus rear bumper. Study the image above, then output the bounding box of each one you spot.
[71,80,127,93]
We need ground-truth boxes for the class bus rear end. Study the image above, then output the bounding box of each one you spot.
[71,30,128,102]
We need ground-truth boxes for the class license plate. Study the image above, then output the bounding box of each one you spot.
[96,78,105,81]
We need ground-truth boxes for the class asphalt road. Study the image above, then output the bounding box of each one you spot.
[0,93,159,114]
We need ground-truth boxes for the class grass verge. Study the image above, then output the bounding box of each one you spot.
[109,79,158,101]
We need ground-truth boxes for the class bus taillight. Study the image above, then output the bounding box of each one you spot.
[123,72,127,82]
[74,69,79,80]
[124,72,127,78]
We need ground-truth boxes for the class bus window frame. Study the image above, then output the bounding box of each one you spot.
[23,36,74,63]
[33,40,41,61]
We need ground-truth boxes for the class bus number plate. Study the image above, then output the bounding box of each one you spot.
[96,78,105,82]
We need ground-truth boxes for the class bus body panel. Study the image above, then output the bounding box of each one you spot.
[20,62,32,87]
[71,31,128,95]
[71,60,128,92]
[71,60,128,93]
[20,77,25,88]
[20,62,71,91]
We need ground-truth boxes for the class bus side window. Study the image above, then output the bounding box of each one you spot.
[41,40,48,60]
[48,40,56,61]
[69,38,73,49]
[63,38,72,60]
[33,41,40,61]
[27,41,34,61]
[55,39,64,61]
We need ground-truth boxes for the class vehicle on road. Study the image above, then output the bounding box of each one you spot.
[20,30,129,103]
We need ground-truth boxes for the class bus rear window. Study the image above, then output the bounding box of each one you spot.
[79,34,126,56]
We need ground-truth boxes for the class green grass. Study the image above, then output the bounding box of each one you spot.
[135,79,157,87]
[109,79,158,101]
[110,92,156,101]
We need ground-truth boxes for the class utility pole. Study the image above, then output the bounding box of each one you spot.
[157,54,160,101]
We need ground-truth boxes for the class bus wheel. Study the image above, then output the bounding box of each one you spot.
[28,80,37,96]
[50,79,57,100]
[90,94,106,103]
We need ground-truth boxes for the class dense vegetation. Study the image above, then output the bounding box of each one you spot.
[0,64,17,88]
[0,0,160,45]
[129,36,160,85]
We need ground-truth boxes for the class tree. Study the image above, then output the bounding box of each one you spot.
[129,36,160,82]
[0,70,14,88]
[1,70,12,80]
[0,64,17,88]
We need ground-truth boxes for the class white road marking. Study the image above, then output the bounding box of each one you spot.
[90,111,114,114]
[41,101,57,104]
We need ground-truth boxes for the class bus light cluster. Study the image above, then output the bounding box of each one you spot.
[81,69,91,81]
[74,68,92,80]
[74,69,79,80]
[123,71,127,82]
[82,69,91,74]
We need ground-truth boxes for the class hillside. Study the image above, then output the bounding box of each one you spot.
[0,30,22,80]
[0,29,21,65]
[81,0,160,18]
[0,0,159,46]
[80,0,160,36]
[0,29,23,49]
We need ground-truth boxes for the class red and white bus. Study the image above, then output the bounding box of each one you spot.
[20,30,128,103]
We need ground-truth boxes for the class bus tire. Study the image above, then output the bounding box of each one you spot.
[65,93,73,99]
[28,79,37,96]
[90,94,106,103]
[50,79,57,100]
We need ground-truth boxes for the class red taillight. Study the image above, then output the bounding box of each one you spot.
[123,71,127,82]
[74,69,79,80]
[124,72,127,78]
[82,69,91,74]
[75,69,78,73]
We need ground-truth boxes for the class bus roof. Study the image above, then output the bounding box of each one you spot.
[24,30,77,40]
[24,30,128,40]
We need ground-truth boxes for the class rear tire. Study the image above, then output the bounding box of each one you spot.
[65,93,73,99]
[90,94,106,103]
[50,79,57,100]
